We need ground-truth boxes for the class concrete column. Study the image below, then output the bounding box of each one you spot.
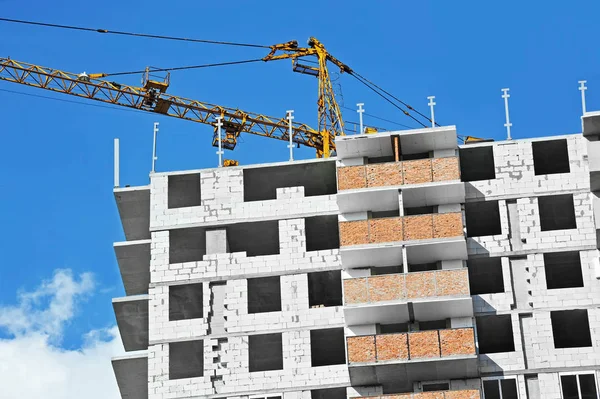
[205,229,229,255]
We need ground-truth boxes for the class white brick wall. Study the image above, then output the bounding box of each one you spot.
[477,313,526,374]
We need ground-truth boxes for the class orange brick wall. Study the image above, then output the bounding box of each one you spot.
[403,159,433,184]
[443,390,480,399]
[356,392,480,399]
[370,217,403,243]
[406,271,436,298]
[339,220,369,246]
[404,215,434,240]
[436,269,470,296]
[368,274,405,302]
[375,333,409,361]
[432,157,460,181]
[408,330,440,359]
[347,335,376,363]
[367,163,403,187]
[338,166,367,190]
[440,328,476,357]
[343,278,368,304]
[413,393,444,399]
[433,213,464,238]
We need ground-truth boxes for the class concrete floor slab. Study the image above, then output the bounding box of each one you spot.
[114,240,151,296]
[112,351,148,399]
[114,186,150,241]
[582,111,600,136]
[113,295,149,352]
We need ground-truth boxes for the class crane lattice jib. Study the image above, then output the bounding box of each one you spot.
[0,57,328,154]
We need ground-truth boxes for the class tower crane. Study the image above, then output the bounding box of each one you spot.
[0,37,351,161]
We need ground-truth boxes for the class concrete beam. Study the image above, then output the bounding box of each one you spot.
[114,186,150,241]
[112,351,148,399]
[113,240,150,296]
[582,111,600,137]
[112,295,149,352]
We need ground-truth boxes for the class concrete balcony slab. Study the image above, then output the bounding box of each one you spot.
[114,240,150,296]
[113,294,149,352]
[588,140,600,191]
[112,351,148,399]
[114,186,150,241]
[582,111,600,137]
[335,126,457,159]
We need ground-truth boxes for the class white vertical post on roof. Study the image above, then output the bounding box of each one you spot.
[287,110,294,161]
[357,103,365,134]
[501,88,512,140]
[427,96,436,128]
[579,80,588,115]
[216,116,224,167]
[151,122,159,173]
[114,138,120,188]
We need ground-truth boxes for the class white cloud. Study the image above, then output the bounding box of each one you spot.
[0,269,125,399]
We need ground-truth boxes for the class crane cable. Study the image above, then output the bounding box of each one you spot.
[0,17,271,49]
[102,58,264,77]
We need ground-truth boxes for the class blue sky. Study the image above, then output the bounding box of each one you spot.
[0,0,599,396]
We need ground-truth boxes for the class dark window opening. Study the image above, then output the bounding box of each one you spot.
[561,374,598,399]
[227,220,280,257]
[459,146,495,182]
[243,161,337,202]
[533,139,570,176]
[308,270,342,308]
[409,262,439,272]
[379,323,409,334]
[249,333,283,372]
[248,276,281,314]
[371,209,400,219]
[423,382,450,392]
[419,319,447,331]
[310,328,346,367]
[465,201,502,237]
[168,173,201,209]
[372,265,403,275]
[483,379,518,399]
[169,340,204,380]
[476,315,515,354]
[368,155,395,164]
[468,257,504,295]
[551,310,592,348]
[305,215,339,251]
[544,251,584,289]
[311,388,347,399]
[402,152,431,161]
[170,227,206,264]
[538,194,577,231]
[404,206,435,216]
[169,283,203,321]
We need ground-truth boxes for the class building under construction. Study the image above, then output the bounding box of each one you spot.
[110,110,600,399]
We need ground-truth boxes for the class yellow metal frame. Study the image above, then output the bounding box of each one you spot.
[0,57,330,156]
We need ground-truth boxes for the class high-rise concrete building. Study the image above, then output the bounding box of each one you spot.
[111,112,600,399]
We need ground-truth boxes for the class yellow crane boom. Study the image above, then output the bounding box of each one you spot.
[0,57,335,157]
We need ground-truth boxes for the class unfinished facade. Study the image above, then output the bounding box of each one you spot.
[111,113,600,399]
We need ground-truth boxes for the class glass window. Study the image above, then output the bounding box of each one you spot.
[561,374,598,399]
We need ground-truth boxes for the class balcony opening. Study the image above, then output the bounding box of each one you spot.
[308,270,342,308]
[468,257,504,294]
[305,215,339,251]
[169,340,203,379]
[476,315,515,354]
[243,161,337,202]
[310,328,346,367]
[422,382,450,392]
[168,173,201,209]
[465,201,502,237]
[544,251,584,289]
[402,152,431,161]
[551,310,592,348]
[483,379,518,399]
[311,388,347,399]
[368,155,395,164]
[248,276,281,314]
[404,206,435,216]
[379,322,409,334]
[538,194,576,231]
[169,283,203,321]
[249,333,283,372]
[418,319,448,331]
[459,146,495,182]
[372,265,403,275]
[409,262,439,272]
[170,227,206,264]
[371,209,401,218]
[561,374,598,399]
[532,139,570,175]
[227,220,280,256]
